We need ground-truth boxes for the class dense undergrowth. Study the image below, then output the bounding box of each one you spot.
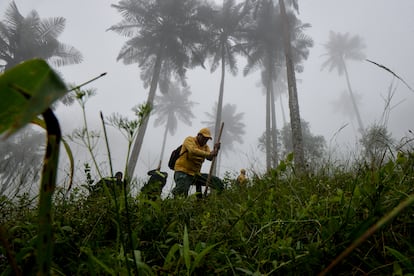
[1,152,414,275]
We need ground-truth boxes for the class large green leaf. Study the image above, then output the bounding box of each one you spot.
[0,59,67,135]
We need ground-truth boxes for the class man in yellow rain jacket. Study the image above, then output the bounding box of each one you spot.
[172,128,221,197]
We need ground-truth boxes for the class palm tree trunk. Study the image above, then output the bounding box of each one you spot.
[127,51,163,180]
[270,81,279,168]
[213,45,226,175]
[279,0,305,172]
[342,59,364,133]
[279,93,287,126]
[266,64,278,168]
[265,75,272,171]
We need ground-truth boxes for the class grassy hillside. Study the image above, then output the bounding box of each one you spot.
[2,152,414,275]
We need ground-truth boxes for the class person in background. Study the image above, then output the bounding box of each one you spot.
[236,168,248,186]
[141,166,168,200]
[172,128,220,197]
[114,171,123,185]
[90,171,124,197]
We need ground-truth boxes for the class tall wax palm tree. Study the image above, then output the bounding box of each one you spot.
[203,103,245,175]
[242,0,283,171]
[246,0,311,171]
[278,0,307,172]
[204,0,250,173]
[0,1,82,72]
[109,0,211,179]
[275,7,312,167]
[321,31,366,133]
[153,81,197,167]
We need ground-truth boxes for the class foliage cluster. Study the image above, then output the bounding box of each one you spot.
[2,151,414,275]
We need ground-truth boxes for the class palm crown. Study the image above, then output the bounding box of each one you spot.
[0,1,82,71]
[321,31,366,133]
[153,81,197,164]
[206,0,248,75]
[203,103,245,155]
[109,0,209,82]
[321,31,366,76]
[153,82,197,136]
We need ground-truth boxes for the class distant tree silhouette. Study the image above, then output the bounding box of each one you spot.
[0,126,44,197]
[241,0,312,171]
[0,1,82,72]
[332,90,363,125]
[153,82,197,166]
[241,0,282,171]
[203,103,245,174]
[260,69,281,167]
[258,120,326,168]
[204,0,249,173]
[278,120,326,167]
[258,68,289,166]
[321,31,366,133]
[360,124,394,166]
[109,0,210,179]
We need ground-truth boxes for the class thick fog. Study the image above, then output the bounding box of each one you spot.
[1,0,413,193]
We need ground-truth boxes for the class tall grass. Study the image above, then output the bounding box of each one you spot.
[2,150,414,275]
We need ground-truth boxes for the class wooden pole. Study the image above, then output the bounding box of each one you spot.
[204,122,224,197]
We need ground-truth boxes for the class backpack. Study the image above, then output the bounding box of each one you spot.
[168,145,185,170]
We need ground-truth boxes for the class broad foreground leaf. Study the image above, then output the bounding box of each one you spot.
[0,59,67,135]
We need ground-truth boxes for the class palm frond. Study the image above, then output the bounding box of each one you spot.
[49,44,83,67]
[4,1,24,29]
[37,17,66,40]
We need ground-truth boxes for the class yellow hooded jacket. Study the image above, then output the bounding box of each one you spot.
[174,136,211,176]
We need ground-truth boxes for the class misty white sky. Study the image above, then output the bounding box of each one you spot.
[1,0,413,193]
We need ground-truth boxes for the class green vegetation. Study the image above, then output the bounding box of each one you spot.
[2,152,414,275]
